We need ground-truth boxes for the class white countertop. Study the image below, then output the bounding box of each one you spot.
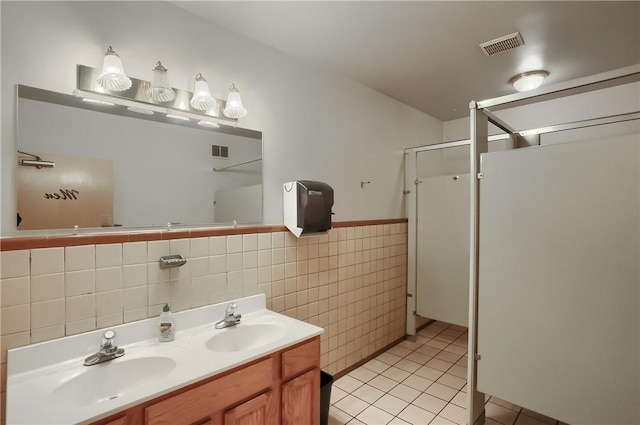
[6,294,324,425]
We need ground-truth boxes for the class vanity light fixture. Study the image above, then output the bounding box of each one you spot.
[222,84,247,119]
[197,120,220,128]
[166,113,190,121]
[82,97,115,106]
[147,61,176,102]
[127,106,154,115]
[190,73,215,110]
[97,46,132,92]
[510,70,549,92]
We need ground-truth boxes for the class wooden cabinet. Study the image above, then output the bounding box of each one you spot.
[282,369,319,425]
[224,391,276,425]
[90,337,320,425]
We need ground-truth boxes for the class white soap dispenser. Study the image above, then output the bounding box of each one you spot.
[159,303,175,342]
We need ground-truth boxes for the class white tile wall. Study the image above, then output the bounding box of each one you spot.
[123,242,147,265]
[1,277,30,307]
[0,250,29,279]
[1,224,408,417]
[65,246,95,271]
[95,244,122,268]
[30,248,64,276]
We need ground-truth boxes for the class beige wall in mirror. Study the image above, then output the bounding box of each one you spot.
[16,154,113,230]
[13,85,263,235]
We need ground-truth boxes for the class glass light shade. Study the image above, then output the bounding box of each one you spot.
[190,73,215,110]
[96,46,132,92]
[511,70,549,92]
[147,61,176,102]
[223,84,247,119]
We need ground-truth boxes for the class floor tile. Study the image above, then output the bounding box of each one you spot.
[425,339,449,350]
[412,393,447,415]
[398,404,436,425]
[375,394,410,416]
[429,416,456,425]
[335,375,365,393]
[349,365,379,383]
[388,417,411,425]
[398,339,423,351]
[388,345,413,358]
[395,358,422,373]
[348,419,367,425]
[520,409,556,424]
[377,351,403,365]
[331,386,349,404]
[329,406,353,425]
[382,366,412,383]
[425,358,453,372]
[414,366,444,381]
[514,414,550,425]
[352,383,385,404]
[405,351,431,365]
[436,373,466,390]
[450,391,466,408]
[416,345,442,357]
[388,383,422,403]
[487,396,521,412]
[335,394,370,418]
[446,364,466,379]
[434,350,462,364]
[363,358,392,374]
[443,344,467,356]
[433,334,456,344]
[369,375,399,392]
[425,383,457,402]
[402,374,433,391]
[356,405,394,425]
[439,403,467,424]
[485,402,519,425]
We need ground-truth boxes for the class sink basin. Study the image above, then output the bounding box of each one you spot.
[206,324,287,352]
[49,356,176,406]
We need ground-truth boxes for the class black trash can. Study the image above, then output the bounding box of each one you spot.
[320,371,334,425]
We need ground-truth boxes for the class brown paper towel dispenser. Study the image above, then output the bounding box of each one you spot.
[283,180,334,237]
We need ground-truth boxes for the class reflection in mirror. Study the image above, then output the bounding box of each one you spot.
[16,85,262,231]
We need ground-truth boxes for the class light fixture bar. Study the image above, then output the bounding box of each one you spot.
[77,64,236,124]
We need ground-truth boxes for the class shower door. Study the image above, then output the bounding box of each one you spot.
[415,173,470,327]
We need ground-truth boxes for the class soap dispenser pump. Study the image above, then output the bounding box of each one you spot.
[159,303,175,342]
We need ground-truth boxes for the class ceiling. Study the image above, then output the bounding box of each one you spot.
[174,1,640,121]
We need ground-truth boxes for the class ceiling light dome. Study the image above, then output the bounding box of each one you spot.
[510,70,549,92]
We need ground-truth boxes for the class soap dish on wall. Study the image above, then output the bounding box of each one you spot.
[159,255,187,269]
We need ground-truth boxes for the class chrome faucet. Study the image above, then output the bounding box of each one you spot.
[83,330,125,366]
[214,302,242,329]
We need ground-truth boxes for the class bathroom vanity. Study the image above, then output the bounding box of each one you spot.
[6,295,323,425]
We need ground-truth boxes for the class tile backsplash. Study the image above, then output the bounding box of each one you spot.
[0,222,407,421]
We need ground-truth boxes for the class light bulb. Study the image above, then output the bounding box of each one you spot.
[147,61,176,102]
[223,84,247,119]
[96,46,132,92]
[190,73,215,110]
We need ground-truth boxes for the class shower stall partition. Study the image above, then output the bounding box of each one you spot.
[467,65,640,425]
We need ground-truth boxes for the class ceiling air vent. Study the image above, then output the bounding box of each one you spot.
[479,32,524,57]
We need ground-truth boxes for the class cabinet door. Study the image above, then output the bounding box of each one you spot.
[224,391,276,425]
[103,417,128,425]
[282,369,319,425]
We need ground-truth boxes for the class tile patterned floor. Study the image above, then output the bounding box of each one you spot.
[328,321,562,425]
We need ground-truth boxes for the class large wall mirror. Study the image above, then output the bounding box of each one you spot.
[15,85,263,232]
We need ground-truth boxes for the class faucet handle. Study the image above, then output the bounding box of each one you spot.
[225,302,238,315]
[101,329,117,351]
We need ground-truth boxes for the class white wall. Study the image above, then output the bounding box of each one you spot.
[0,1,443,235]
[443,82,640,142]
